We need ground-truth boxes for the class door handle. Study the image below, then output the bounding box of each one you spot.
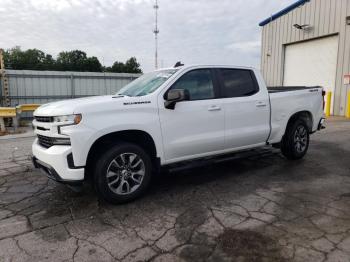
[256,101,267,108]
[208,105,221,111]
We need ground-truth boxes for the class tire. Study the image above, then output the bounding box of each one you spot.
[281,119,310,160]
[93,142,153,204]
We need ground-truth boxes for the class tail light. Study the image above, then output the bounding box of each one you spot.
[322,90,326,109]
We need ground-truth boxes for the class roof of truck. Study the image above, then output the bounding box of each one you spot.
[155,65,256,71]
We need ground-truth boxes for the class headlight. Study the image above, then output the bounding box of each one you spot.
[53,114,82,125]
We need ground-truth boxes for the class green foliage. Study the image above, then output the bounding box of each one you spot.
[4,47,56,70]
[124,57,142,73]
[110,61,125,73]
[104,57,142,73]
[3,47,142,73]
[55,50,102,72]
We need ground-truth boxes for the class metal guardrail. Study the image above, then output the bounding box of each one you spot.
[16,104,40,113]
[0,107,16,132]
[0,107,16,117]
[0,104,40,132]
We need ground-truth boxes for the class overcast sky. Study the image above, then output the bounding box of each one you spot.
[0,0,296,72]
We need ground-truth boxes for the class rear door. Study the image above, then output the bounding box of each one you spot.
[158,68,225,162]
[216,68,270,149]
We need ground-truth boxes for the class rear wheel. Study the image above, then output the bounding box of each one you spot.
[94,142,152,204]
[281,119,310,160]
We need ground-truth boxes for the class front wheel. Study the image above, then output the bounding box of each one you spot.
[94,142,153,204]
[281,119,310,160]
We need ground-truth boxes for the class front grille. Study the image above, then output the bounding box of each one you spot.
[37,135,55,148]
[35,116,54,123]
[37,135,71,148]
[36,126,49,131]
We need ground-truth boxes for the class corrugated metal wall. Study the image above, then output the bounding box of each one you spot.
[0,70,140,106]
[261,0,350,115]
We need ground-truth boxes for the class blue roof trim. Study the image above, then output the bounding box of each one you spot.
[259,0,310,26]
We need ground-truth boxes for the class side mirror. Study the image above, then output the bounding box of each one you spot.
[164,89,189,110]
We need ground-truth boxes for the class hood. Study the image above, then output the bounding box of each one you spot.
[34,95,155,116]
[34,96,118,116]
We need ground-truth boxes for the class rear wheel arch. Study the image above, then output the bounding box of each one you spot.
[285,111,313,133]
[281,119,310,160]
[280,111,313,160]
[273,111,313,149]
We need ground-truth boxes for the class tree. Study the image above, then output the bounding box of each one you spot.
[110,61,125,73]
[42,54,56,70]
[3,47,141,73]
[4,47,56,70]
[56,50,102,72]
[84,56,102,72]
[4,47,20,69]
[106,57,142,73]
[124,57,142,73]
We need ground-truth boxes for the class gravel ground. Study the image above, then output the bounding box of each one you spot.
[0,117,350,262]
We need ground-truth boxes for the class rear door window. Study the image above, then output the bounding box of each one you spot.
[219,69,258,98]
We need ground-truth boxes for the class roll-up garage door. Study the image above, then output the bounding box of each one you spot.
[283,35,338,113]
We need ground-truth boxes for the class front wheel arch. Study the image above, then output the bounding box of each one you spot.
[85,130,159,181]
[94,141,153,204]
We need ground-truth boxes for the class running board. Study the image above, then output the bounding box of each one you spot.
[163,147,279,173]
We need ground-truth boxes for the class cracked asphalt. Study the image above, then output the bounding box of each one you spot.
[0,117,350,262]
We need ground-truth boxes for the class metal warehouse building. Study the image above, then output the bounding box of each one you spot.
[260,0,350,116]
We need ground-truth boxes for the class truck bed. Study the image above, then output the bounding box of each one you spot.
[267,85,324,144]
[268,86,321,93]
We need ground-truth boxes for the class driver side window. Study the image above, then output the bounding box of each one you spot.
[170,69,215,101]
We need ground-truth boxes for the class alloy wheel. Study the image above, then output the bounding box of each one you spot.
[294,125,308,153]
[106,153,145,195]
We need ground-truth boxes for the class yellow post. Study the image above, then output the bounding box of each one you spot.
[346,91,350,119]
[326,92,332,117]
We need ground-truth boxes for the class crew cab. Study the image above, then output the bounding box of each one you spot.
[32,65,325,203]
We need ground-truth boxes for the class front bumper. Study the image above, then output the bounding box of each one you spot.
[318,118,326,130]
[32,156,83,185]
[32,139,85,184]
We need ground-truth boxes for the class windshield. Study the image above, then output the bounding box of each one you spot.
[117,69,179,97]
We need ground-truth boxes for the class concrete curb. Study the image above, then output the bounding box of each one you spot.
[0,131,35,140]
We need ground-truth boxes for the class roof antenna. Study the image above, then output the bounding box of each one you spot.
[174,61,184,68]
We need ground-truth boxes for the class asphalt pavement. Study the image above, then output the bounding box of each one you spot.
[0,117,350,262]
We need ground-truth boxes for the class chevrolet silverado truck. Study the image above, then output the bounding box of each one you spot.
[32,65,325,203]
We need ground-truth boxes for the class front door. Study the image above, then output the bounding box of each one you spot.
[158,69,225,163]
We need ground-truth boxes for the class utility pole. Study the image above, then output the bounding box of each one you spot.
[153,0,159,69]
[0,49,4,70]
[0,49,10,107]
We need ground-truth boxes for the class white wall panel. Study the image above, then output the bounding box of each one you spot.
[261,0,350,115]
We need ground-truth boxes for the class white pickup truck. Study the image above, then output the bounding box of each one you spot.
[32,65,325,203]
